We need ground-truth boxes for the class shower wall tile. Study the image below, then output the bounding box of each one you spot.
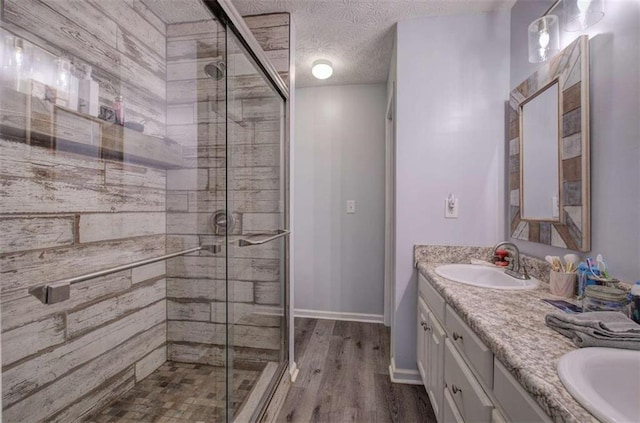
[78,212,166,243]
[1,315,66,367]
[190,189,281,213]
[66,279,166,338]
[104,163,167,189]
[209,166,282,191]
[167,300,212,321]
[242,213,282,233]
[132,261,167,284]
[0,140,166,214]
[135,345,168,382]
[0,216,75,254]
[166,168,209,190]
[167,256,280,282]
[254,282,281,305]
[166,278,254,303]
[167,321,280,350]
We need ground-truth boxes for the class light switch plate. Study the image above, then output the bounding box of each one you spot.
[346,200,356,214]
[445,198,459,218]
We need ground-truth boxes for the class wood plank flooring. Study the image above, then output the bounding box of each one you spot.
[275,318,435,423]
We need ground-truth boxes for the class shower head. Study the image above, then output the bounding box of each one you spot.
[204,60,226,81]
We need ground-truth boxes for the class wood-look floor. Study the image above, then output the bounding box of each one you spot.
[275,318,435,423]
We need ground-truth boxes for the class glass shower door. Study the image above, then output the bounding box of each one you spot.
[224,29,288,421]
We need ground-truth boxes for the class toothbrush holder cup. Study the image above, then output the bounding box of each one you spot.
[550,271,578,298]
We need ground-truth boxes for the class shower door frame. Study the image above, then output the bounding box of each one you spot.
[203,0,292,420]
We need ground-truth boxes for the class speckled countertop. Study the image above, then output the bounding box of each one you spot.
[414,245,598,423]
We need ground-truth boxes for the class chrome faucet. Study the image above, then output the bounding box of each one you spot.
[492,241,530,280]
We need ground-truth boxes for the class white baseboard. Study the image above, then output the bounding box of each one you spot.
[388,357,423,385]
[289,361,299,383]
[294,309,384,324]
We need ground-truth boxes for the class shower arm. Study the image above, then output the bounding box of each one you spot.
[29,244,222,305]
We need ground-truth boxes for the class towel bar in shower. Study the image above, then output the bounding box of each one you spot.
[237,229,290,247]
[29,244,222,305]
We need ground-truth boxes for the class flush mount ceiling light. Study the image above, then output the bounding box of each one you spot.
[527,0,605,63]
[312,59,333,80]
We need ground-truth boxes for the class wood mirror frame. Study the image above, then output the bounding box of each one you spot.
[508,35,590,251]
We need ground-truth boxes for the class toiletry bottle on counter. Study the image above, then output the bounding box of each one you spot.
[78,64,99,117]
[114,95,124,126]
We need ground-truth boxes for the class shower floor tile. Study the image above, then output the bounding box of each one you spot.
[85,361,266,422]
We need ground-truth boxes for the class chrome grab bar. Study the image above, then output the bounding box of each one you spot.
[237,229,290,247]
[29,244,221,305]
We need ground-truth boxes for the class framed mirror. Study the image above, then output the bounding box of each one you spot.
[508,35,590,251]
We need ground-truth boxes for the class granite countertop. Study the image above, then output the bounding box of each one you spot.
[416,257,599,423]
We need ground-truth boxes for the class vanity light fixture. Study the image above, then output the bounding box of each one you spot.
[528,15,560,63]
[311,59,333,80]
[527,0,605,63]
[563,0,605,32]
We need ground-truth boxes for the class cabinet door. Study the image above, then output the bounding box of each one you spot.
[417,297,430,385]
[427,311,446,422]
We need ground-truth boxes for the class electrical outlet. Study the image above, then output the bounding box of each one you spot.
[346,200,356,214]
[445,198,459,218]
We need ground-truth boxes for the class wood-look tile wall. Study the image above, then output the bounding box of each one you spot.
[165,13,290,366]
[0,1,168,421]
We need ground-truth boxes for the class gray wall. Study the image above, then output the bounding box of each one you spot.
[509,0,640,282]
[294,84,387,317]
[390,10,511,371]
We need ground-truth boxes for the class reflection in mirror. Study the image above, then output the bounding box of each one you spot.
[521,81,559,221]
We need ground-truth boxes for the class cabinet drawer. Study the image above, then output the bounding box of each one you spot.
[443,388,464,423]
[444,339,493,423]
[445,304,494,387]
[419,273,445,323]
[494,359,552,423]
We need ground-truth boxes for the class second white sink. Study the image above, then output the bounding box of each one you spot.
[434,264,539,290]
[558,347,640,423]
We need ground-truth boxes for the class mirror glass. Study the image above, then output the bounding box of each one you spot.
[521,82,559,220]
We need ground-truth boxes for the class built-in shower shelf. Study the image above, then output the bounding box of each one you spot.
[0,87,183,169]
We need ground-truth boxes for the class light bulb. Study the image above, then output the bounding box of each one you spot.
[312,60,333,80]
[539,29,550,49]
[14,40,23,67]
[577,0,591,12]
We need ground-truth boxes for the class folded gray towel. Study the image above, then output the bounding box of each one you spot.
[546,311,640,350]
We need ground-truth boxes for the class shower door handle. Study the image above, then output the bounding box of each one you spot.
[237,229,290,247]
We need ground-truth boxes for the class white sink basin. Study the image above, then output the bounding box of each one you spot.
[558,347,640,423]
[434,264,539,290]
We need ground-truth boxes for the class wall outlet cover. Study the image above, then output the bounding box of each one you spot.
[445,198,459,218]
[346,200,356,214]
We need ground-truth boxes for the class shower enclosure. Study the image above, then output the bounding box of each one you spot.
[0,0,290,421]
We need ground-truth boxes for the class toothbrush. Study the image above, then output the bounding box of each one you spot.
[596,254,611,279]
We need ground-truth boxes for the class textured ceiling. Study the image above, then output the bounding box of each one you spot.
[232,0,517,87]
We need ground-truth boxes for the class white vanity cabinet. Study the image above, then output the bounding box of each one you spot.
[417,272,551,423]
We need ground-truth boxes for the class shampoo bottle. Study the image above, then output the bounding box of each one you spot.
[78,64,99,116]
